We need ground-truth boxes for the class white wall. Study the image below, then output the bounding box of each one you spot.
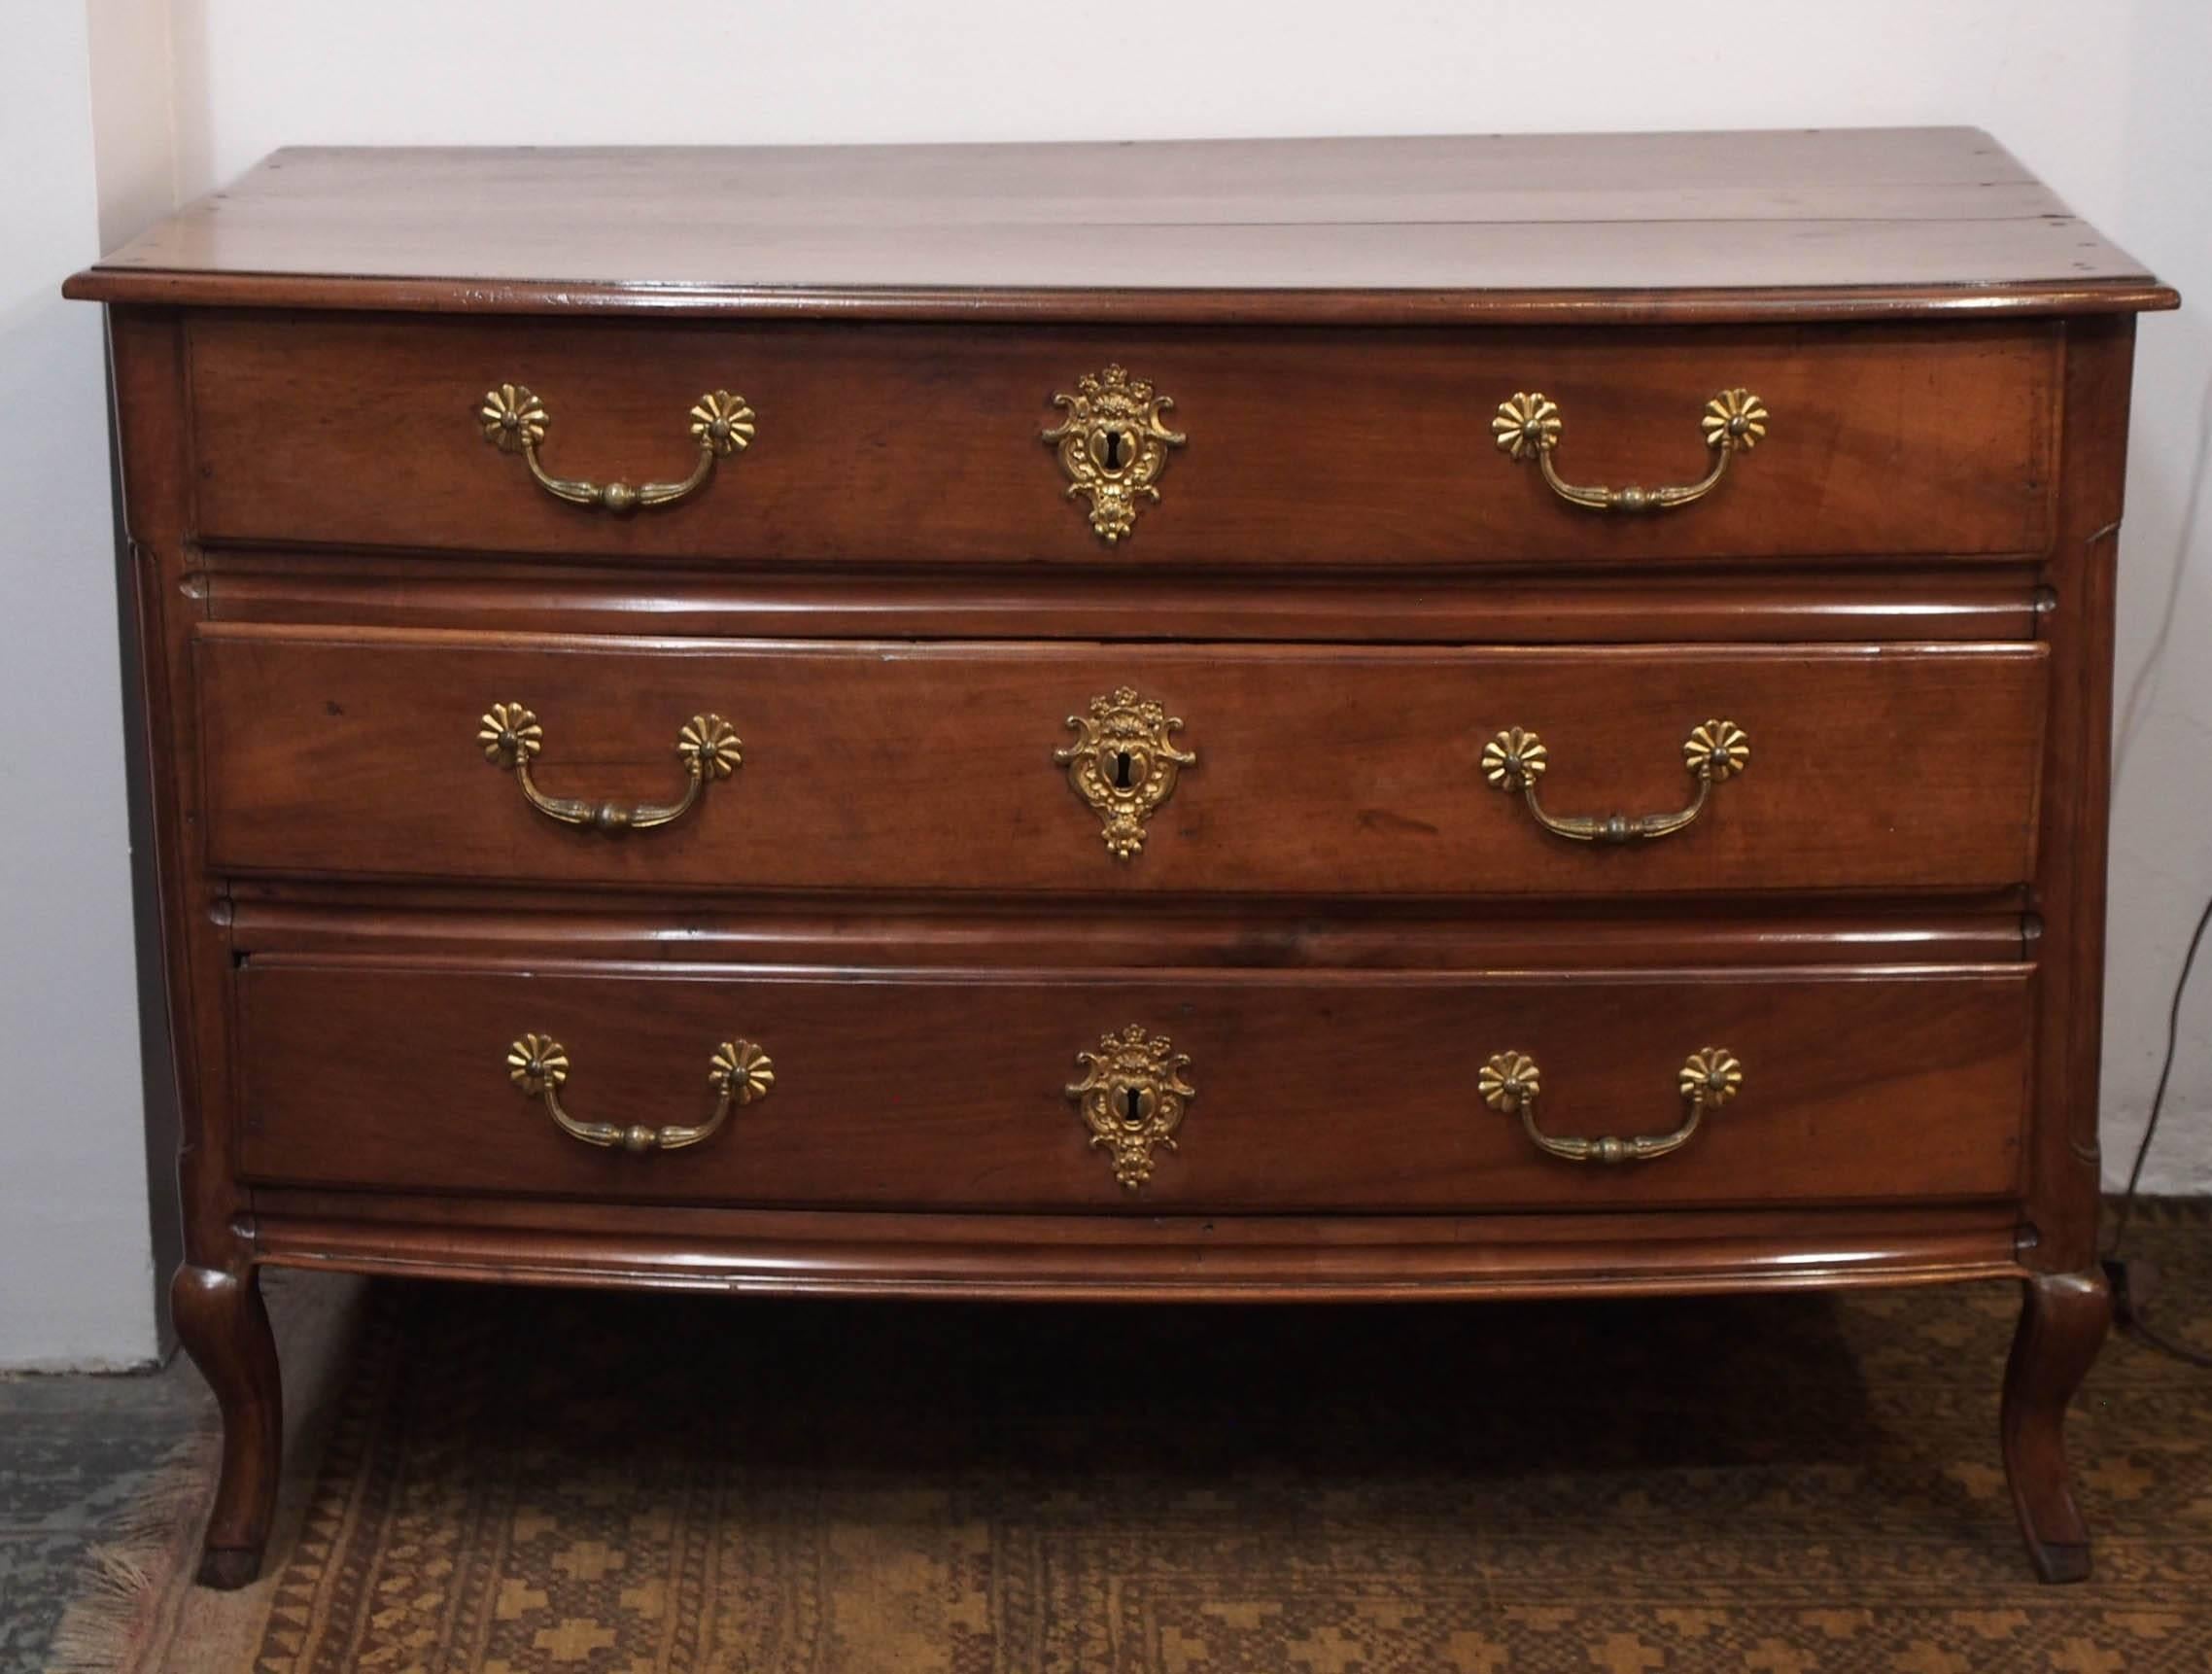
[86,0,179,257]
[2102,2,2212,1199]
[12,0,2209,1367]
[0,2,159,1369]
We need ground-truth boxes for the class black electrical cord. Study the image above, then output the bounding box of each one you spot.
[2103,890,2212,1367]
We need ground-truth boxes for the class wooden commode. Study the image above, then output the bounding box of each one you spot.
[66,129,2175,1587]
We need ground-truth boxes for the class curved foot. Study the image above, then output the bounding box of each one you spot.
[196,1546,265,1589]
[172,1264,282,1590]
[2001,1268,2109,1584]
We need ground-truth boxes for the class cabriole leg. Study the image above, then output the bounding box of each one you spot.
[171,1263,283,1588]
[2000,1268,2109,1584]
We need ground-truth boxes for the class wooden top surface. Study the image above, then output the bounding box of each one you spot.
[66,128,2175,324]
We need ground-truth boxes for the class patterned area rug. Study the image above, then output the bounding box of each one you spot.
[116,1210,2212,1670]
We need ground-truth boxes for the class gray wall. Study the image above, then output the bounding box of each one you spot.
[0,1,158,1369]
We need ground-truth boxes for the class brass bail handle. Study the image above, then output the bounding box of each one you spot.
[478,383,755,513]
[1494,388,1769,512]
[506,1033,775,1154]
[1480,1048,1743,1165]
[478,704,742,833]
[1482,719,1748,844]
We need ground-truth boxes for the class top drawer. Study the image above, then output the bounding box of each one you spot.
[180,316,2058,566]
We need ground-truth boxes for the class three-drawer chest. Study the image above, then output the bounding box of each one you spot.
[67,129,2176,1587]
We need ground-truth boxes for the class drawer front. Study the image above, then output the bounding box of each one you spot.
[197,631,2047,896]
[185,315,2056,565]
[235,961,2031,1210]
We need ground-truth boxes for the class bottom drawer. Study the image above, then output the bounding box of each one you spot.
[235,960,2030,1212]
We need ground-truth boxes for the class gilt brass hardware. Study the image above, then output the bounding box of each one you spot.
[1042,364,1185,543]
[506,1033,775,1154]
[1055,686,1196,860]
[1479,1047,1742,1165]
[1065,1025,1196,1191]
[478,703,742,833]
[1481,719,1748,844]
[1493,388,1768,512]
[478,383,753,514]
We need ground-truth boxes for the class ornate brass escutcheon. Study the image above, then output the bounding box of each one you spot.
[1055,686,1196,860]
[478,383,754,514]
[1493,387,1768,512]
[1478,1046,1743,1165]
[1065,1024,1197,1191]
[478,703,742,833]
[1482,719,1748,844]
[1041,364,1185,543]
[506,1032,776,1154]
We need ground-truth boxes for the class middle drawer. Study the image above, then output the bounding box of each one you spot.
[196,629,2046,896]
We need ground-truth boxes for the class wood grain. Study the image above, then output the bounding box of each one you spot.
[2023,319,2134,1273]
[180,315,2061,565]
[235,958,2031,1212]
[245,1196,2026,1301]
[63,131,2175,322]
[192,631,2050,897]
[201,554,2046,645]
[223,897,2029,971]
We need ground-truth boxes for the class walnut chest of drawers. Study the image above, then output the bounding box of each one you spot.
[67,128,2177,1587]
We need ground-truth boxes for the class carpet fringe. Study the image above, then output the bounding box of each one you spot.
[46,1425,218,1674]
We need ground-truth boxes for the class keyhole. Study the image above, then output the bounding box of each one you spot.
[1103,430,1129,470]
[1114,750,1134,789]
[1124,1087,1144,1124]
[1092,426,1134,472]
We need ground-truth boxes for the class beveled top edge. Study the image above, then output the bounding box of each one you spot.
[59,270,2181,324]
